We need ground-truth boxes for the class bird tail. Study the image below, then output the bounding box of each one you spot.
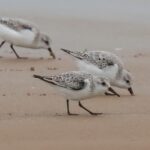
[33,74,54,84]
[33,74,44,80]
[60,48,83,60]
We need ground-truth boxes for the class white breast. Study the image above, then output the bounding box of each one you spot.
[0,24,35,47]
[77,60,103,76]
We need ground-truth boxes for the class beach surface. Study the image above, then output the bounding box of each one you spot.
[0,1,150,149]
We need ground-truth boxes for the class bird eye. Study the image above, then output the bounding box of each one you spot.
[101,82,106,86]
[44,40,49,45]
[126,80,130,84]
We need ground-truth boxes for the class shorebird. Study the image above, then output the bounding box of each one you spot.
[61,49,134,96]
[33,71,120,115]
[0,17,55,59]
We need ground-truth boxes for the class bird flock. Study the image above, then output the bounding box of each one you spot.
[0,17,134,116]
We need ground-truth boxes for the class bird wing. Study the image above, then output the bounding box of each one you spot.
[61,49,124,70]
[61,48,84,60]
[34,72,89,90]
[86,51,124,70]
[0,17,39,33]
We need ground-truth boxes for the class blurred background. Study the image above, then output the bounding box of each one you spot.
[0,0,150,51]
[0,0,150,23]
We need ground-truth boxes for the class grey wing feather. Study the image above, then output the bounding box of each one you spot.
[61,49,123,70]
[0,17,39,32]
[85,51,124,78]
[86,51,124,70]
[61,48,84,60]
[37,72,88,90]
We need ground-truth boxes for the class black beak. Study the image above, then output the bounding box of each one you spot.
[48,47,56,59]
[108,87,120,97]
[128,87,134,96]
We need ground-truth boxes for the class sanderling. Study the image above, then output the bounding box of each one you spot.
[0,17,55,59]
[33,71,120,115]
[61,48,134,96]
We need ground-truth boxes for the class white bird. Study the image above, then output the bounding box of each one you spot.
[61,49,134,96]
[33,71,120,115]
[0,17,55,59]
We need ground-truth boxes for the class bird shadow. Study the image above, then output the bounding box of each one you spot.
[0,112,105,121]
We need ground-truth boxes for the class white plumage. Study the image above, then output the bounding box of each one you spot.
[61,49,134,95]
[0,17,55,59]
[33,71,120,115]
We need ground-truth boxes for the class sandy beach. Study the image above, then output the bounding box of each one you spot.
[0,1,150,149]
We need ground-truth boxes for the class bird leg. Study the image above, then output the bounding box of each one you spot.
[10,44,23,59]
[0,41,5,48]
[66,99,78,115]
[78,101,102,115]
[48,47,56,59]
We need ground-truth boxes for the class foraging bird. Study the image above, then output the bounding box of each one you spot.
[33,71,120,115]
[0,17,55,59]
[61,48,134,96]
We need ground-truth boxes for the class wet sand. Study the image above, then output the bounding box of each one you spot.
[0,17,150,150]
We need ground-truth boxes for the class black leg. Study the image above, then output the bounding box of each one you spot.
[78,101,102,115]
[66,99,78,115]
[0,41,5,48]
[10,44,21,59]
[48,47,56,59]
